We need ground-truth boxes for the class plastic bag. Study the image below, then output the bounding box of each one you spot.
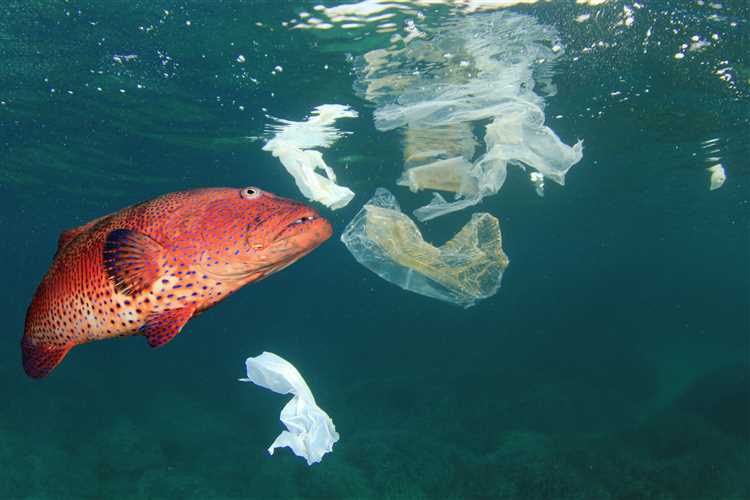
[353,12,583,220]
[341,188,510,307]
[262,105,357,209]
[239,352,339,465]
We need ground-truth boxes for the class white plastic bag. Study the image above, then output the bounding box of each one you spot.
[262,105,357,209]
[239,352,339,465]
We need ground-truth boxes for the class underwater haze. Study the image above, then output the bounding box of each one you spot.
[1,0,749,499]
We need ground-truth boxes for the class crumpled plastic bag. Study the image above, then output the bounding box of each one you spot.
[352,11,583,221]
[239,351,339,465]
[341,188,510,307]
[262,105,357,209]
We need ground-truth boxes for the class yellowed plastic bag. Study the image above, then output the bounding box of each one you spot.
[341,189,509,307]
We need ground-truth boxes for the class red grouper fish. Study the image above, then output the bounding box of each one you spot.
[22,186,332,379]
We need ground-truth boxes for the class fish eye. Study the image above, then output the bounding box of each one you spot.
[241,187,261,200]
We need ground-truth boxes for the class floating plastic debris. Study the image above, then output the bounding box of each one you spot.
[707,164,726,190]
[262,105,357,209]
[239,352,339,466]
[341,188,510,308]
[352,11,583,221]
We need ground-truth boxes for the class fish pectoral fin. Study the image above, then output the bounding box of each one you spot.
[21,336,75,379]
[103,229,164,296]
[141,306,196,348]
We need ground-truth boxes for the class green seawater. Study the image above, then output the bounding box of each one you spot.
[1,1,749,499]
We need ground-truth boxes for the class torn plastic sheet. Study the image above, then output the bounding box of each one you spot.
[239,351,339,465]
[262,105,357,209]
[341,188,509,307]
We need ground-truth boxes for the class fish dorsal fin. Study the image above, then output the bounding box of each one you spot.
[103,229,164,296]
[141,306,196,347]
[57,228,84,253]
[57,213,114,255]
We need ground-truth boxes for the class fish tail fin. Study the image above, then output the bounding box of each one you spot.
[21,335,74,379]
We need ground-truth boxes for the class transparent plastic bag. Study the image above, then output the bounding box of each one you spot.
[341,188,509,308]
[353,12,583,220]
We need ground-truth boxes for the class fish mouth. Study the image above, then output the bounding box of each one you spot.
[274,209,331,242]
[285,213,321,229]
